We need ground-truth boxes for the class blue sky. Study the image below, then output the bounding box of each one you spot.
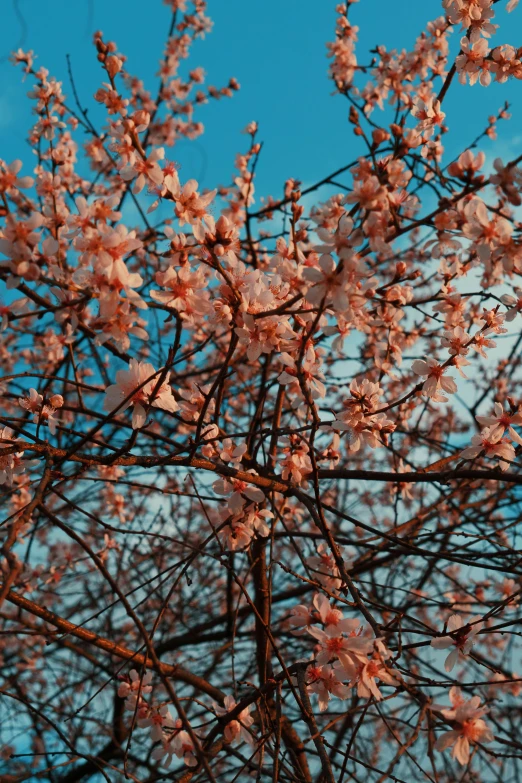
[0,0,521,201]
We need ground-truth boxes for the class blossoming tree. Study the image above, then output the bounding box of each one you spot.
[2,0,522,780]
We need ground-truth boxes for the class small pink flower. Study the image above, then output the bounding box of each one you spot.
[0,160,34,192]
[313,592,360,634]
[476,402,522,445]
[431,614,483,672]
[307,625,372,670]
[164,170,216,231]
[306,664,351,711]
[120,148,165,194]
[412,358,457,402]
[289,603,315,635]
[460,427,515,471]
[456,37,491,86]
[411,96,446,137]
[117,669,153,708]
[213,695,254,746]
[432,687,494,765]
[103,359,178,429]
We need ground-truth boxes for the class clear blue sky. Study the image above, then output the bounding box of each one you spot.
[0,0,521,199]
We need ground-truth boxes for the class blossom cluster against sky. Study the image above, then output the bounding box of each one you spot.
[1,0,522,201]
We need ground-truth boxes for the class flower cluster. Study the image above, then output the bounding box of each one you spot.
[290,593,399,710]
[2,0,522,778]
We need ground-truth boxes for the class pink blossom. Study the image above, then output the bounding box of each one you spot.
[431,614,483,671]
[306,664,351,711]
[306,543,346,592]
[433,687,494,765]
[150,263,210,315]
[501,289,522,321]
[456,37,491,86]
[0,160,34,192]
[138,704,175,742]
[289,603,315,635]
[313,592,361,634]
[103,359,178,429]
[347,650,399,701]
[151,719,198,767]
[117,669,153,709]
[460,427,516,471]
[213,475,265,513]
[412,358,457,402]
[120,147,165,194]
[476,402,522,444]
[213,695,254,746]
[411,96,446,137]
[307,625,372,669]
[164,170,216,231]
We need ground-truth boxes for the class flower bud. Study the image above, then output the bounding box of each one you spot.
[349,106,359,125]
[49,394,64,409]
[106,56,123,79]
[372,128,389,145]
